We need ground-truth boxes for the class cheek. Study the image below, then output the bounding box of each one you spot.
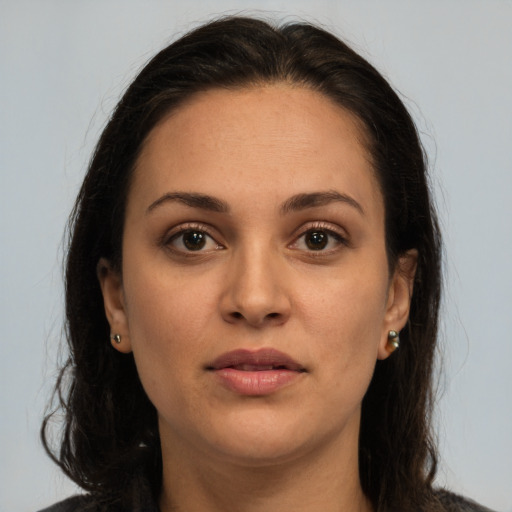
[303,262,388,327]
[124,259,219,343]
[299,266,389,373]
[121,264,220,401]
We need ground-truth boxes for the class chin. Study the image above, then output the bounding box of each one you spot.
[211,435,313,468]
[197,408,337,468]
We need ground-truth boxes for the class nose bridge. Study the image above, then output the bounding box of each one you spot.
[221,237,290,326]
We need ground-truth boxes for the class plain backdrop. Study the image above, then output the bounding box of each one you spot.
[1,1,511,510]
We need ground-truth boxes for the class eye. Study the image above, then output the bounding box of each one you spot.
[167,228,221,252]
[291,227,346,252]
[304,230,329,250]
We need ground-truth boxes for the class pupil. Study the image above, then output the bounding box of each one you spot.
[306,231,327,250]
[183,231,206,250]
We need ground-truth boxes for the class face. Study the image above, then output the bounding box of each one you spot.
[99,85,415,468]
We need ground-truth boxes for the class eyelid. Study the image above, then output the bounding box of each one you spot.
[288,221,349,252]
[161,222,224,251]
[291,221,348,241]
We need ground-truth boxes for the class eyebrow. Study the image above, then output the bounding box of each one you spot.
[146,192,230,214]
[280,190,365,216]
[146,190,364,216]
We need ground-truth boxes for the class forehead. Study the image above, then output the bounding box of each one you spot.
[131,85,382,218]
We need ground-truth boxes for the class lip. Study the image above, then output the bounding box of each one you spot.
[207,348,306,396]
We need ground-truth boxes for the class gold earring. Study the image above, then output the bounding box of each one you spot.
[387,330,400,352]
[111,333,122,344]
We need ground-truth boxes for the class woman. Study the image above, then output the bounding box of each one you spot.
[40,16,492,512]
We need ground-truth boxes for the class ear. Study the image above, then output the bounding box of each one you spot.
[97,258,132,354]
[377,249,418,360]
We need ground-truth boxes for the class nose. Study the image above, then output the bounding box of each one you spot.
[220,244,291,327]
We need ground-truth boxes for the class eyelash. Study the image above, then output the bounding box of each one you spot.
[162,221,348,255]
[163,223,224,254]
[289,222,348,254]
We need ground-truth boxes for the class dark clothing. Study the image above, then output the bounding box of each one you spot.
[39,488,495,512]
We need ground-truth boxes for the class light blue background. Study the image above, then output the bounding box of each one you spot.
[1,1,511,510]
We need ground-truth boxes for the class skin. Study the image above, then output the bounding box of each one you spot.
[99,85,417,512]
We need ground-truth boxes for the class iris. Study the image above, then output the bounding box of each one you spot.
[305,230,328,250]
[182,231,206,250]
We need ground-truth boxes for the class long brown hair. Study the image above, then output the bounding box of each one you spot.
[43,16,442,511]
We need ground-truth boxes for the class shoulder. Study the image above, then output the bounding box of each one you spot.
[36,485,158,512]
[37,495,100,512]
[37,470,159,512]
[434,489,496,512]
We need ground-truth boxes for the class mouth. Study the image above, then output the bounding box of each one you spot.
[206,348,306,396]
[207,348,306,372]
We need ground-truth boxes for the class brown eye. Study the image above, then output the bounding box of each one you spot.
[305,230,328,250]
[289,226,346,253]
[182,230,206,250]
[167,228,220,253]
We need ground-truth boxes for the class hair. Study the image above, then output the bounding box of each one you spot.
[43,15,442,511]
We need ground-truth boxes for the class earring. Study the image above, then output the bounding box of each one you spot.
[111,333,122,344]
[387,330,400,352]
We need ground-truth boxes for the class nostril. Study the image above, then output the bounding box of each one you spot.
[228,311,282,322]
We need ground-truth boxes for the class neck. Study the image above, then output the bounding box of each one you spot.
[158,424,373,512]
